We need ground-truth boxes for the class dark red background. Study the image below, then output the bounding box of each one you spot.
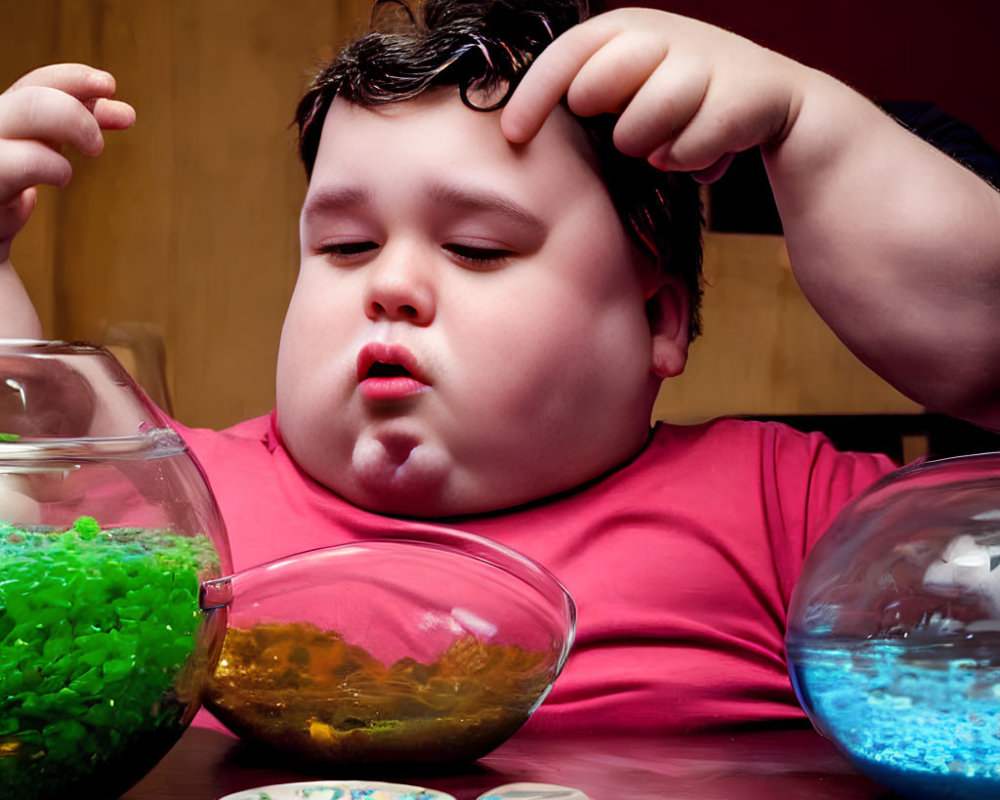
[597,0,1000,150]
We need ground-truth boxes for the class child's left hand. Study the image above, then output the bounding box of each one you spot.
[503,7,1000,431]
[502,8,812,182]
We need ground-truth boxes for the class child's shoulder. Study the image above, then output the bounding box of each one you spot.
[170,413,272,447]
[168,413,281,479]
[643,416,896,497]
[650,415,853,458]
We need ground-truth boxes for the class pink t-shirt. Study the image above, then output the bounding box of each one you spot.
[179,412,894,734]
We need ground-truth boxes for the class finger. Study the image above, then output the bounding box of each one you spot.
[612,57,709,159]
[9,63,117,103]
[0,139,73,202]
[691,152,735,183]
[647,83,780,172]
[0,86,106,156]
[90,97,136,131]
[564,31,667,118]
[7,63,134,133]
[501,17,624,143]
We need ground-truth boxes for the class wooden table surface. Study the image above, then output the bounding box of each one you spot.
[121,724,898,800]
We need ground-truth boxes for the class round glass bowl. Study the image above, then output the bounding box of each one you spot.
[0,340,230,799]
[787,452,1000,800]
[200,524,576,767]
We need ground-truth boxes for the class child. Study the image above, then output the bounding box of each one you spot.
[1,0,999,733]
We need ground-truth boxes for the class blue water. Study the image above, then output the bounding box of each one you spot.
[787,638,1000,799]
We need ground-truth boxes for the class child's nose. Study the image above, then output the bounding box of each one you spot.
[363,248,436,325]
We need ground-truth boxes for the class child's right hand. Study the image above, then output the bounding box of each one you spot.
[0,63,135,265]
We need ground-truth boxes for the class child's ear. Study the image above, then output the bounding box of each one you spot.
[645,275,690,379]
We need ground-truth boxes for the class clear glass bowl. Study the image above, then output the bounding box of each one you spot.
[200,523,576,766]
[0,340,231,799]
[787,452,1000,800]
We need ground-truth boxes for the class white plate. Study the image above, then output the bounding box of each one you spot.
[217,780,457,800]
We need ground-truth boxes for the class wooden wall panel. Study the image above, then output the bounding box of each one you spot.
[653,233,922,423]
[2,0,370,429]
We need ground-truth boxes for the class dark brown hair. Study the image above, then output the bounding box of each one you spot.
[295,0,704,338]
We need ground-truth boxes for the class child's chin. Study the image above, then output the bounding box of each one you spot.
[347,435,453,517]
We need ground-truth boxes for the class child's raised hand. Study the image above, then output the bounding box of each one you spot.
[502,8,808,182]
[0,64,135,264]
[505,7,1000,430]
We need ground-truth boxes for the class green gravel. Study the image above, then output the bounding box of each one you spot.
[0,516,221,799]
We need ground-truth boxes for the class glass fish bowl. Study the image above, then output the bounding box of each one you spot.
[0,340,231,799]
[199,523,576,767]
[787,452,1000,800]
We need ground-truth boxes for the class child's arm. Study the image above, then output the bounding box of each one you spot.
[0,63,135,338]
[503,9,1000,431]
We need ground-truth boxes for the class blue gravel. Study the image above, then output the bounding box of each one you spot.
[788,638,1000,799]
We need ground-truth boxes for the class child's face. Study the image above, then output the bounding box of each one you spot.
[276,91,683,517]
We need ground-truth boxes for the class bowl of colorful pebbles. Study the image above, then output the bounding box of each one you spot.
[787,452,1000,800]
[0,340,231,799]
[200,525,576,767]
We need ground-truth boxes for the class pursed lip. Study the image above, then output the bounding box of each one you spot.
[356,342,430,402]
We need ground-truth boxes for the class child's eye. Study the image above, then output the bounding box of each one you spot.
[317,241,378,259]
[443,243,513,268]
